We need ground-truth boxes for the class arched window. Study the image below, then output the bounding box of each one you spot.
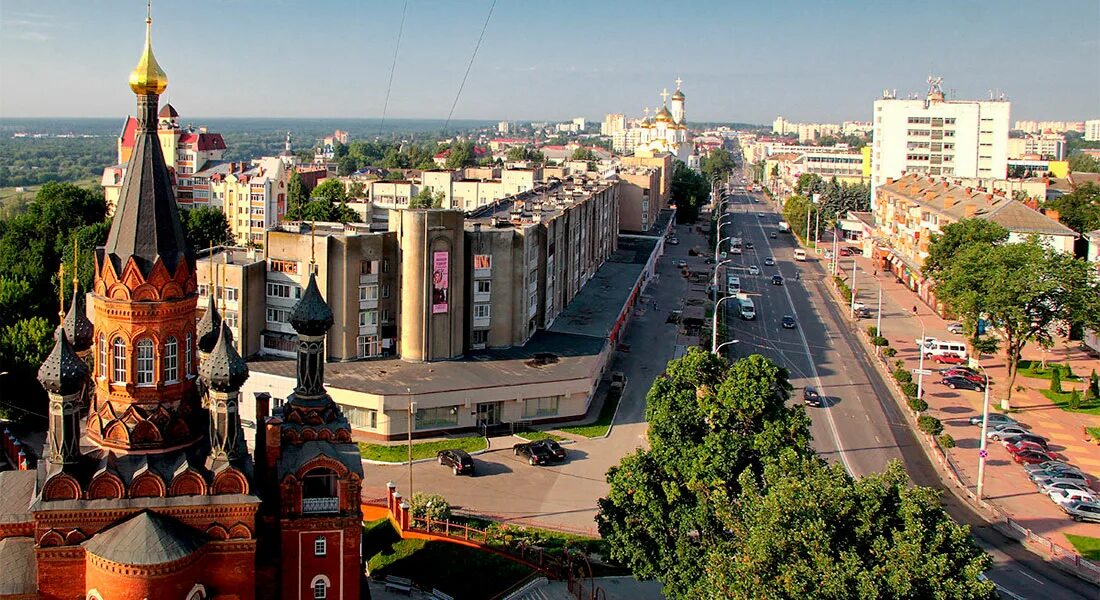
[310,576,329,600]
[136,338,154,386]
[185,332,193,376]
[98,332,107,378]
[112,337,127,382]
[164,337,178,383]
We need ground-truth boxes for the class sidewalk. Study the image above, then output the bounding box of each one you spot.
[839,251,1100,551]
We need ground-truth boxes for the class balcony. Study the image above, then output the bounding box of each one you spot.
[302,496,339,514]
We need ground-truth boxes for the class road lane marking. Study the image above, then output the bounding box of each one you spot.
[1016,570,1044,585]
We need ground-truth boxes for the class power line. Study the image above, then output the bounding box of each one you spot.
[377,0,409,139]
[443,0,497,132]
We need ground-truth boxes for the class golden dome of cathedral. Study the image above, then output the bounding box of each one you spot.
[128,12,168,95]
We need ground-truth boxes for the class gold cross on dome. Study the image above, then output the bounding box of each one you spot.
[644,107,651,119]
[675,77,682,90]
[660,88,669,104]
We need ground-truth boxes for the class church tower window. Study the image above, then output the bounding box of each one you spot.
[136,338,155,385]
[98,332,107,378]
[164,336,178,383]
[312,577,329,600]
[112,337,127,382]
[186,332,193,375]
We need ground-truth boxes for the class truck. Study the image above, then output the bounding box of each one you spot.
[736,293,756,320]
[777,221,791,232]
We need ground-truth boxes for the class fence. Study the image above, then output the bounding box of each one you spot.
[828,278,1100,585]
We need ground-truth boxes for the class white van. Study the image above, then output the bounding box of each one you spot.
[916,338,968,360]
[738,296,755,320]
[793,249,807,261]
[727,276,741,294]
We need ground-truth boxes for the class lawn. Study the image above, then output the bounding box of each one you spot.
[513,430,565,442]
[358,435,487,462]
[1017,360,1083,381]
[1039,389,1100,417]
[1065,534,1100,561]
[1086,427,1100,443]
[363,519,534,599]
[559,388,621,438]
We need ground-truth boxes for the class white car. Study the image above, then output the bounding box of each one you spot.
[748,265,760,276]
[987,425,1030,440]
[1049,488,1097,505]
[1040,481,1095,497]
[763,257,775,266]
[947,322,964,334]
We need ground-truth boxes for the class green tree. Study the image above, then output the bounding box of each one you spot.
[179,206,234,250]
[570,147,597,162]
[923,219,1010,281]
[1043,182,1100,235]
[700,148,735,182]
[1050,366,1063,393]
[669,160,709,223]
[286,169,309,212]
[936,240,1100,407]
[408,188,445,209]
[1068,153,1100,174]
[445,141,475,170]
[408,492,452,521]
[0,316,53,423]
[1087,369,1099,401]
[781,194,819,242]
[310,178,348,204]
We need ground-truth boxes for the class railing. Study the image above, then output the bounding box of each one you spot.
[302,496,339,514]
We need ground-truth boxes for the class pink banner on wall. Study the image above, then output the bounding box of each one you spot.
[432,251,449,314]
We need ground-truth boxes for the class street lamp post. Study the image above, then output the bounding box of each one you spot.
[975,362,992,500]
[832,229,840,275]
[876,283,883,337]
[712,296,736,354]
[849,258,858,319]
[916,319,927,402]
[407,391,416,499]
[715,339,741,357]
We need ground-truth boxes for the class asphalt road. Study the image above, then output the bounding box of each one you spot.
[720,181,1096,600]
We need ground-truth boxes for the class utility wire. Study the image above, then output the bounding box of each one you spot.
[443,0,497,132]
[377,0,409,139]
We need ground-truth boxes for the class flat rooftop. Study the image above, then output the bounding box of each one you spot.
[547,236,655,339]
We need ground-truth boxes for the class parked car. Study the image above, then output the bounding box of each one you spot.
[772,274,784,285]
[1024,461,1081,476]
[941,368,985,383]
[513,442,553,465]
[675,259,688,269]
[748,265,760,275]
[1031,470,1090,488]
[946,322,964,334]
[988,425,1031,441]
[932,354,968,365]
[1004,440,1047,455]
[770,232,777,239]
[968,413,1017,427]
[1000,433,1049,451]
[763,257,775,266]
[437,449,475,476]
[782,315,797,329]
[941,376,985,391]
[1049,488,1097,506]
[838,247,852,257]
[745,242,754,250]
[1059,500,1100,523]
[1013,449,1056,465]
[668,237,680,245]
[1038,481,1093,497]
[803,386,823,407]
[531,439,567,462]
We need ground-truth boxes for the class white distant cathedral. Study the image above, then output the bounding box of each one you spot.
[612,78,695,164]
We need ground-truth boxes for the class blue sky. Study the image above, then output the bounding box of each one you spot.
[1,0,1097,123]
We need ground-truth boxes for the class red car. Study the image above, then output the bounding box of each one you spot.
[942,368,986,384]
[1004,440,1046,455]
[838,247,852,257]
[932,353,966,364]
[1013,449,1056,465]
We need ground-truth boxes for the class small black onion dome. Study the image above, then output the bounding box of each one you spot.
[38,329,88,396]
[196,293,222,353]
[63,294,94,352]
[199,321,248,392]
[289,272,333,336]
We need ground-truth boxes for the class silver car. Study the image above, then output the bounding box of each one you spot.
[1029,470,1089,487]
[1024,461,1080,475]
[1059,500,1100,523]
[1037,480,1093,496]
[987,425,1030,441]
[968,413,1017,427]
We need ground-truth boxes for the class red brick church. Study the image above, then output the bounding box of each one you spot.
[0,9,364,600]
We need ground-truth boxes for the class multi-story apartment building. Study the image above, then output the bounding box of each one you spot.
[601,113,626,136]
[1013,120,1085,134]
[192,157,290,246]
[366,167,540,212]
[873,173,1075,307]
[195,247,267,357]
[617,167,663,232]
[497,120,511,134]
[1008,133,1066,160]
[101,103,227,215]
[871,80,1011,208]
[1084,120,1100,142]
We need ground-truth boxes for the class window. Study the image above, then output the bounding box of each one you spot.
[312,578,327,600]
[360,260,379,275]
[314,537,327,556]
[98,333,107,378]
[381,309,390,324]
[136,339,154,386]
[224,311,238,329]
[198,283,209,298]
[473,255,492,270]
[359,285,378,301]
[381,284,390,299]
[359,310,378,327]
[112,337,127,382]
[266,308,291,324]
[186,333,193,376]
[357,335,381,358]
[164,337,178,383]
[471,330,488,346]
[343,405,378,428]
[382,258,390,273]
[222,287,239,302]
[475,280,491,294]
[267,282,300,299]
[416,406,460,428]
[473,304,491,319]
[523,396,560,418]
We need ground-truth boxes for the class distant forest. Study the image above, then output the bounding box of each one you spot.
[0,117,494,188]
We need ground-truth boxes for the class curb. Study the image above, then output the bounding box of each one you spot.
[360,437,492,466]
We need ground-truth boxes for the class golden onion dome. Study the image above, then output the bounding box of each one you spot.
[655,105,673,122]
[128,14,168,96]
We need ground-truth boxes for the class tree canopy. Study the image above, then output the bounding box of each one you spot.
[506,146,544,163]
[597,348,995,599]
[408,188,445,209]
[445,141,476,170]
[670,160,709,223]
[284,178,360,224]
[570,147,598,162]
[700,148,735,183]
[1068,153,1100,174]
[781,194,820,242]
[180,206,234,250]
[1043,182,1100,235]
[922,218,1009,281]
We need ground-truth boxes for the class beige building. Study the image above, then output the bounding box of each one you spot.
[366,167,539,212]
[617,167,662,232]
[194,247,267,358]
[192,157,290,246]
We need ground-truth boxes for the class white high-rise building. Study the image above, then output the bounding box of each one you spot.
[1085,120,1100,142]
[497,120,511,134]
[871,77,1011,208]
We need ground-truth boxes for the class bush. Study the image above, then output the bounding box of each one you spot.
[907,397,928,412]
[901,382,919,398]
[872,336,889,347]
[937,433,956,448]
[894,369,913,384]
[1061,364,1075,379]
[918,415,944,436]
[1068,388,1082,410]
[409,492,452,522]
[1088,369,1099,401]
[867,326,879,337]
[883,347,897,358]
[894,360,905,370]
[1050,368,1062,393]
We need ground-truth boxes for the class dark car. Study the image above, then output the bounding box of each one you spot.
[782,315,797,329]
[772,274,784,285]
[1001,433,1049,451]
[941,368,985,384]
[532,439,566,461]
[941,376,984,391]
[803,386,823,407]
[770,232,777,239]
[513,442,553,465]
[437,449,475,475]
[668,237,680,245]
[745,242,754,250]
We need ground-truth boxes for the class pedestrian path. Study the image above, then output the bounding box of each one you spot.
[840,251,1100,550]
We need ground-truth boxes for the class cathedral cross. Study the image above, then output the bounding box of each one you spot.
[660,88,669,105]
[675,77,682,90]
